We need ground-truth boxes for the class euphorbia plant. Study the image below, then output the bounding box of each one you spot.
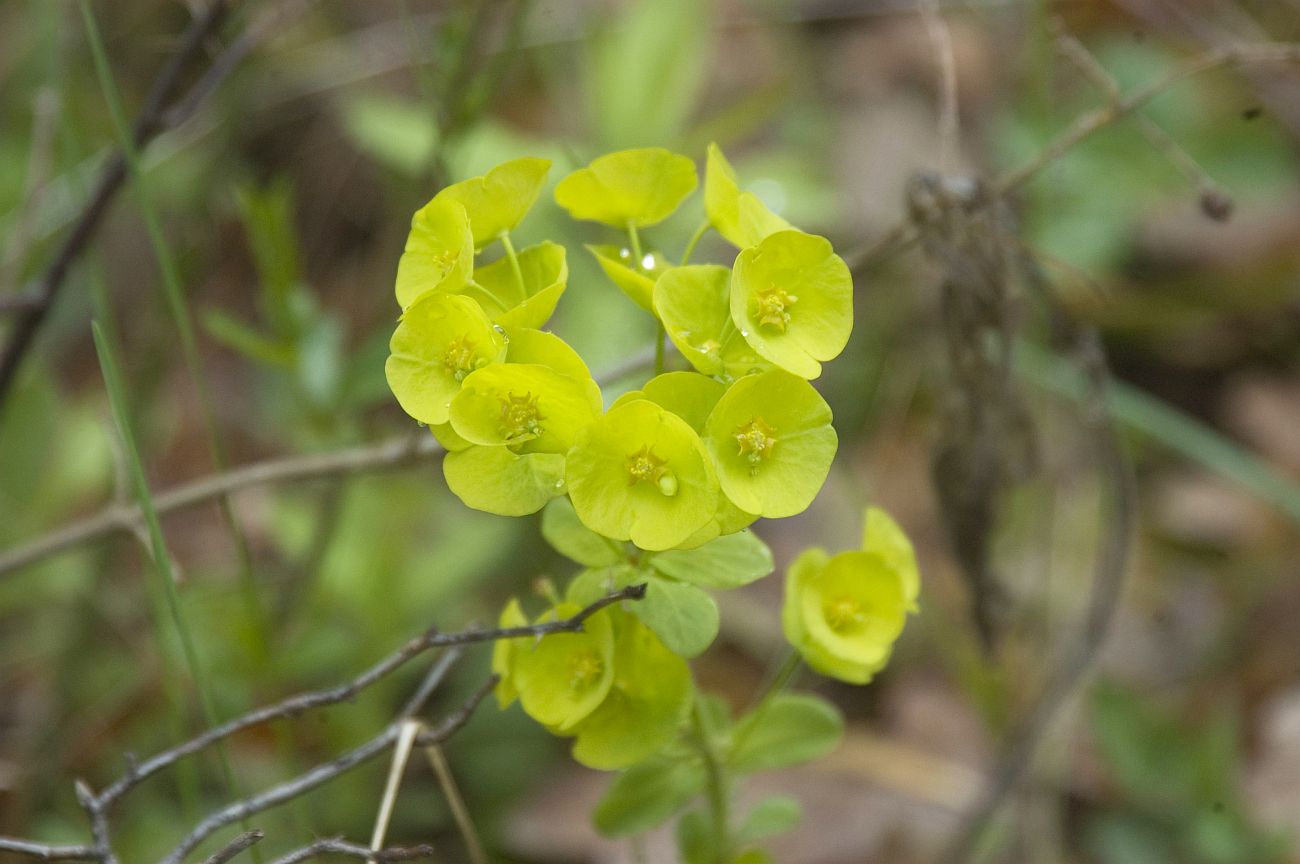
[386,145,920,863]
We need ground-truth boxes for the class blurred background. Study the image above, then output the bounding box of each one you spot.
[2,0,1299,861]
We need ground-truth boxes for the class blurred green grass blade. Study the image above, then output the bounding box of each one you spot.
[90,320,240,788]
[79,0,273,666]
[1018,341,1300,523]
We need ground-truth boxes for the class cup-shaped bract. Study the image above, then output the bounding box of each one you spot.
[638,371,726,434]
[436,157,551,250]
[781,548,908,684]
[568,609,693,770]
[394,197,475,309]
[587,244,672,312]
[385,293,506,426]
[702,369,836,518]
[449,363,600,453]
[442,447,567,517]
[566,400,719,551]
[704,143,792,249]
[653,265,770,380]
[730,230,852,379]
[554,148,698,228]
[512,603,617,731]
[463,241,567,329]
[502,326,594,383]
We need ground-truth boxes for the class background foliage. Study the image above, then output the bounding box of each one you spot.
[2,0,1299,861]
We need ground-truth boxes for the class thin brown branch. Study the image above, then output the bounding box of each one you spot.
[0,347,656,579]
[201,830,265,864]
[159,677,500,864]
[266,839,435,864]
[0,0,233,409]
[845,41,1300,273]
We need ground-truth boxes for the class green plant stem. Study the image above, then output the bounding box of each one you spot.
[626,221,666,375]
[500,231,527,301]
[79,0,273,671]
[691,698,730,863]
[731,649,802,757]
[626,221,645,265]
[654,325,666,376]
[681,221,709,266]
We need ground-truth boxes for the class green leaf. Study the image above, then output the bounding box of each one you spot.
[593,755,706,837]
[555,148,698,228]
[442,447,566,516]
[340,92,438,177]
[630,574,720,658]
[729,693,843,774]
[542,497,622,567]
[436,157,551,249]
[676,809,718,864]
[586,243,671,312]
[565,565,642,607]
[464,240,568,329]
[202,309,294,367]
[651,529,773,589]
[736,796,802,843]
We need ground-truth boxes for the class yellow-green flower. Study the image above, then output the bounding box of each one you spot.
[781,507,920,684]
[731,230,852,379]
[587,244,672,312]
[436,157,551,250]
[566,399,719,551]
[653,265,770,380]
[491,598,528,707]
[554,147,697,228]
[702,369,836,518]
[461,240,568,329]
[384,293,506,426]
[511,602,617,731]
[393,196,474,309]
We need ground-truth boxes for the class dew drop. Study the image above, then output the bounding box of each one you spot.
[554,480,565,490]
[740,330,750,338]
[619,247,631,259]
[641,254,655,270]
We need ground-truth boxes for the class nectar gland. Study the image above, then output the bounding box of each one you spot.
[755,284,797,332]
[824,595,870,634]
[625,445,678,496]
[500,391,544,440]
[734,416,777,475]
[442,335,485,381]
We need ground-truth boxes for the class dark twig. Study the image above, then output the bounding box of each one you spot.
[266,838,435,864]
[159,677,501,864]
[937,327,1135,862]
[0,838,101,861]
[0,0,234,409]
[92,587,639,809]
[201,830,265,864]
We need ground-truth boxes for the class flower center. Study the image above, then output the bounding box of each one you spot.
[755,285,797,332]
[569,650,605,692]
[432,248,461,277]
[824,595,868,633]
[500,391,544,440]
[442,335,484,381]
[734,416,777,475]
[625,445,677,496]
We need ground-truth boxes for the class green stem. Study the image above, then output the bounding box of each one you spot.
[681,221,709,266]
[654,323,666,376]
[500,231,527,302]
[691,698,730,863]
[731,649,802,757]
[626,221,644,266]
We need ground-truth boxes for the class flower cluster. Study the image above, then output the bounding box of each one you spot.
[492,593,692,770]
[385,146,852,552]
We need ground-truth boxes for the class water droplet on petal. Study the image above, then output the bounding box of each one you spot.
[554,480,565,490]
[619,248,631,259]
[641,254,655,270]
[740,330,750,338]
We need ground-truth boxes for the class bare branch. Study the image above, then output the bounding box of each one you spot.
[846,41,1300,272]
[0,347,656,580]
[0,838,101,862]
[0,0,234,409]
[266,838,434,864]
[200,830,265,864]
[93,586,640,808]
[160,678,499,864]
